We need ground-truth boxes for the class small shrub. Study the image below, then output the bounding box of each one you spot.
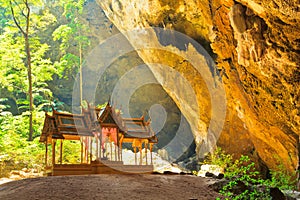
[202,147,233,169]
[268,163,297,191]
[218,155,271,200]
[204,148,298,200]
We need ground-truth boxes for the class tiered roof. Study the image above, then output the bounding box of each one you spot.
[40,103,157,144]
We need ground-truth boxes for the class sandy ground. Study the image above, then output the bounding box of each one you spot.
[0,174,222,200]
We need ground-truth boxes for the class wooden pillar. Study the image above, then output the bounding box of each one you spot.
[104,139,107,158]
[96,134,99,160]
[120,142,123,161]
[139,145,142,165]
[80,140,83,164]
[114,142,117,161]
[84,137,87,163]
[90,137,93,163]
[145,142,148,165]
[134,147,137,165]
[52,139,56,166]
[99,134,101,160]
[119,135,124,161]
[86,137,89,163]
[83,137,86,164]
[117,131,120,161]
[45,139,48,167]
[100,131,102,160]
[60,139,63,164]
[84,137,88,163]
[150,143,153,165]
[110,141,112,161]
[83,137,86,163]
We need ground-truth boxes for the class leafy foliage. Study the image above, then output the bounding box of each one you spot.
[0,0,94,177]
[0,3,57,115]
[0,111,84,177]
[204,148,297,200]
[0,111,45,177]
[267,163,297,191]
[61,140,82,164]
[52,0,90,79]
[203,147,233,169]
[219,155,271,200]
[0,98,10,111]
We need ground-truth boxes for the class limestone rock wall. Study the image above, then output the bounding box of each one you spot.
[96,0,300,172]
[79,0,197,164]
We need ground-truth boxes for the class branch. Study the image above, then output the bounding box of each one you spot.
[25,0,30,35]
[14,0,26,18]
[9,0,26,36]
[20,8,26,18]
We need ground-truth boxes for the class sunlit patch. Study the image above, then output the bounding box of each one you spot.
[71,27,227,173]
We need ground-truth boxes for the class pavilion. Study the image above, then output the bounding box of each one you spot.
[39,103,158,176]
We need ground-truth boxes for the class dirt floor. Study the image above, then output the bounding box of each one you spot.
[0,174,222,200]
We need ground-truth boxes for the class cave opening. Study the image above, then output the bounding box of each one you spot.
[91,53,197,170]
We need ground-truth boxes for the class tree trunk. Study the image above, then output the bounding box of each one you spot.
[24,1,33,141]
[25,34,33,141]
[10,0,33,141]
[79,43,82,106]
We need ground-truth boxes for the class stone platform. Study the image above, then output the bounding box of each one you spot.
[48,161,154,176]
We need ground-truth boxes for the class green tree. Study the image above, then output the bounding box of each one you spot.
[52,0,90,105]
[9,0,34,140]
[0,0,56,139]
[0,5,9,33]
